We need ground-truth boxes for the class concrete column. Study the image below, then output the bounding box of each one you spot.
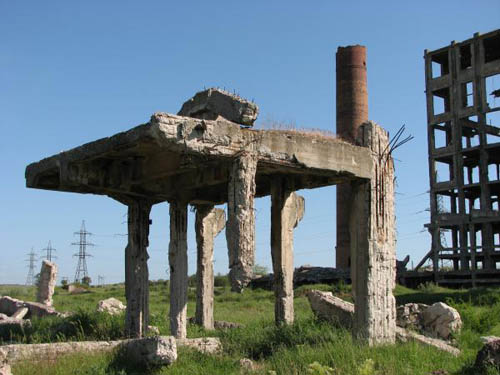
[226,152,257,292]
[168,201,188,338]
[195,205,226,330]
[36,260,57,306]
[271,177,304,325]
[350,122,396,345]
[125,199,152,338]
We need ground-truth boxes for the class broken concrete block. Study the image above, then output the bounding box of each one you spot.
[213,320,242,330]
[0,314,9,321]
[421,302,462,340]
[148,325,160,335]
[396,327,460,356]
[176,337,221,354]
[0,318,32,330]
[0,297,24,316]
[178,88,259,126]
[0,296,58,319]
[10,308,28,320]
[124,336,177,367]
[474,337,500,371]
[0,348,11,375]
[306,290,354,328]
[36,260,57,306]
[22,301,59,318]
[96,298,126,315]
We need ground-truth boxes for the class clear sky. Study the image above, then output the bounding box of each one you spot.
[1,1,499,285]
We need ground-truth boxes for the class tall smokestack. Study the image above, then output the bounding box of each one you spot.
[336,45,368,269]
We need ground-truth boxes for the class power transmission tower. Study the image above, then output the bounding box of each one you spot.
[98,275,105,287]
[41,240,57,262]
[25,248,37,286]
[72,220,94,283]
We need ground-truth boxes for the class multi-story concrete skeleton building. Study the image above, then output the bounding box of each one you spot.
[418,29,500,286]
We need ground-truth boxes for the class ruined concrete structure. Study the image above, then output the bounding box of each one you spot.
[36,260,57,306]
[25,85,396,344]
[336,45,369,269]
[417,29,500,286]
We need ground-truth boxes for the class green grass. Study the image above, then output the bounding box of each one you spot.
[3,282,500,374]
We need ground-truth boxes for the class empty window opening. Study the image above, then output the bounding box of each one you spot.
[495,233,500,247]
[496,262,500,269]
[463,165,480,185]
[436,194,457,214]
[433,88,451,115]
[486,73,500,110]
[460,44,472,70]
[484,33,500,63]
[461,81,474,108]
[486,113,500,144]
[488,164,499,181]
[477,261,484,270]
[431,51,450,78]
[492,198,499,211]
[461,117,480,148]
[476,228,483,249]
[465,197,480,214]
[434,123,452,148]
[440,229,452,249]
[435,160,452,182]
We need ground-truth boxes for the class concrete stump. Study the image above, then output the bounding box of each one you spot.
[350,121,396,345]
[125,199,152,338]
[36,260,57,306]
[226,153,257,292]
[195,205,226,330]
[271,177,304,325]
[124,336,177,367]
[168,201,188,338]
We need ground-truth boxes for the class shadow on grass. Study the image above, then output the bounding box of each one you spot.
[106,346,159,375]
[396,286,500,307]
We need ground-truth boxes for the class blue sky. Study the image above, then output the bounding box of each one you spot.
[1,1,499,284]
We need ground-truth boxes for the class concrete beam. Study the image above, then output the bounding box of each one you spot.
[125,199,152,338]
[226,153,257,292]
[271,177,304,325]
[168,201,188,338]
[195,206,226,330]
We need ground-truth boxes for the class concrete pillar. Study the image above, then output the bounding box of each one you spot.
[336,45,368,269]
[350,121,396,345]
[168,201,188,338]
[125,199,152,338]
[271,176,304,325]
[36,260,57,306]
[195,205,226,330]
[226,152,257,292]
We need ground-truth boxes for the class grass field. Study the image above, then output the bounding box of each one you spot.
[1,281,499,374]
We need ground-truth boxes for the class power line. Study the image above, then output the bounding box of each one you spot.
[25,248,37,286]
[41,240,57,262]
[72,220,95,283]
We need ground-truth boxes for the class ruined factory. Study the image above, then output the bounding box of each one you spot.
[25,43,397,345]
[22,30,500,351]
[404,29,500,287]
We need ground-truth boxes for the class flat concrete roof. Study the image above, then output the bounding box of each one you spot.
[26,113,372,205]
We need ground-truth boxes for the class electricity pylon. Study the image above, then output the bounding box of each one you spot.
[72,220,94,283]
